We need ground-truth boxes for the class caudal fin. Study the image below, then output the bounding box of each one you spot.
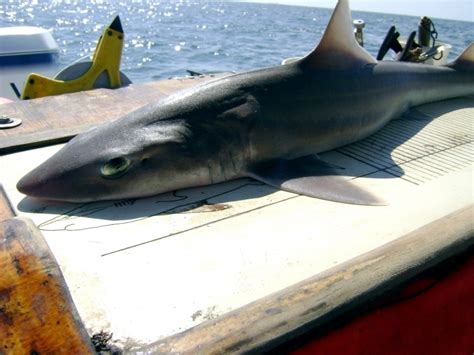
[446,43,474,71]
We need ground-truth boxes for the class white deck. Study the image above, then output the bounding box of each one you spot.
[0,97,473,349]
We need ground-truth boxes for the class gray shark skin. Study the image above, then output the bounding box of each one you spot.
[17,0,474,205]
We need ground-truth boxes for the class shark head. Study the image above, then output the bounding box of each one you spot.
[17,98,248,202]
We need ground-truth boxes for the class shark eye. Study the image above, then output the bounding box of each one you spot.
[101,157,131,179]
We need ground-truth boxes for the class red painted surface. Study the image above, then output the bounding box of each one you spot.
[292,254,474,355]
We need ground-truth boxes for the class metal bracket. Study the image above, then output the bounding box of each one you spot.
[0,115,22,129]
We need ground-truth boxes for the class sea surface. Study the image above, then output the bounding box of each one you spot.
[1,1,473,83]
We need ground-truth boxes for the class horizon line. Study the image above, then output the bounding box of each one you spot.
[236,0,474,23]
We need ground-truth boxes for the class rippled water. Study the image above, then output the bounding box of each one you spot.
[1,1,472,83]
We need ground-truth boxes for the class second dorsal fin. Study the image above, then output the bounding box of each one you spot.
[302,0,376,70]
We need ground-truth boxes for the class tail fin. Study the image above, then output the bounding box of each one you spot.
[446,43,474,71]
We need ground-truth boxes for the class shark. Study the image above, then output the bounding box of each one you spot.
[17,0,474,205]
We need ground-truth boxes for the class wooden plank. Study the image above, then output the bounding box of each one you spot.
[0,184,15,221]
[143,206,473,354]
[0,217,95,354]
[0,74,229,154]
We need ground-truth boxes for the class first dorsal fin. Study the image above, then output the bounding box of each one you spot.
[302,0,376,70]
[446,43,474,71]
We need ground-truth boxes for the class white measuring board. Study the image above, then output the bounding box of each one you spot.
[0,97,472,349]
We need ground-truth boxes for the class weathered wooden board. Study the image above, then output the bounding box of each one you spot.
[0,73,229,154]
[0,217,94,354]
[144,206,473,353]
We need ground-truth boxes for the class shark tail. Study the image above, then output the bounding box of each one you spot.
[446,43,474,71]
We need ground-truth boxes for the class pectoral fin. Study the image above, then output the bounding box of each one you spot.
[248,155,385,206]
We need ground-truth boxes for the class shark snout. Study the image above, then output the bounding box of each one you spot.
[17,156,118,202]
[16,159,76,201]
[17,170,51,199]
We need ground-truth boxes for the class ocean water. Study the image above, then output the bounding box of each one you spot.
[1,1,472,83]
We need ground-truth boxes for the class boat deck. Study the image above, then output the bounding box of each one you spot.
[0,82,472,352]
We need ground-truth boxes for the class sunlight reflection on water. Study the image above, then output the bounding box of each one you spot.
[1,1,472,83]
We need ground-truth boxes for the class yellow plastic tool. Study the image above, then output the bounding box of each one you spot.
[21,16,125,100]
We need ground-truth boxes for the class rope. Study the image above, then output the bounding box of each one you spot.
[429,21,443,60]
[419,17,443,62]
